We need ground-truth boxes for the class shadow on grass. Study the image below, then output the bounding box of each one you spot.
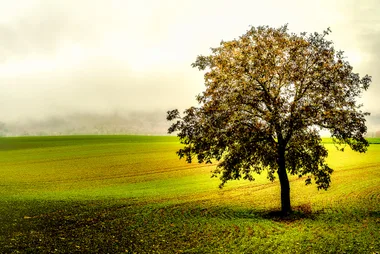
[166,200,318,220]
[1,199,377,223]
[163,200,380,223]
[369,211,380,217]
[1,199,379,253]
[260,203,317,221]
[261,209,314,222]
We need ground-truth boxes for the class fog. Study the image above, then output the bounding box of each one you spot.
[0,0,379,136]
[0,111,168,136]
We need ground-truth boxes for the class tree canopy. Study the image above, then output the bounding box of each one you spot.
[167,25,371,215]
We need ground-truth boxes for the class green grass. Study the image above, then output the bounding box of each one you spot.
[322,137,380,144]
[0,135,379,253]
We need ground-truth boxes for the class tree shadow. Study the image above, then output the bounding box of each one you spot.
[201,203,380,223]
[260,209,314,222]
[176,202,318,222]
[260,203,316,221]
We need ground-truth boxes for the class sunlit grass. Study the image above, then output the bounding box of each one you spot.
[0,135,379,253]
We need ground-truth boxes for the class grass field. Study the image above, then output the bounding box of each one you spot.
[0,135,379,253]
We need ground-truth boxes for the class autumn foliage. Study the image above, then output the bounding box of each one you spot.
[167,25,371,214]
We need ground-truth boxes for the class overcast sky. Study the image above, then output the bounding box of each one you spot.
[0,0,379,134]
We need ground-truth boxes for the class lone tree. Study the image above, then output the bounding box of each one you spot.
[167,25,371,215]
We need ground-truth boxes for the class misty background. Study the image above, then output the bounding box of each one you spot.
[0,0,379,136]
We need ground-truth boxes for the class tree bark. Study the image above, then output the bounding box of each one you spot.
[278,146,291,215]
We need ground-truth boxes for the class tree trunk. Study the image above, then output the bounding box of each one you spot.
[278,146,291,215]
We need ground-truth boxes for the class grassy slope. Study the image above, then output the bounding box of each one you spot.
[0,135,379,253]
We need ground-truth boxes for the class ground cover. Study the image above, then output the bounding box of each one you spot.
[0,135,379,253]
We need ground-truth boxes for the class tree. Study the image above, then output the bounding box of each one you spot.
[167,25,371,215]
